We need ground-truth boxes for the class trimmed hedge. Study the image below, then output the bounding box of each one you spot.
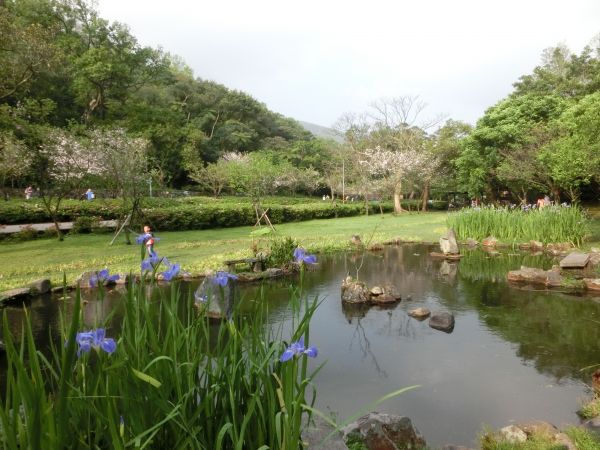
[0,197,448,231]
[142,203,391,231]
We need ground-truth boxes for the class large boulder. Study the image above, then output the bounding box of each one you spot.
[384,285,402,301]
[507,266,564,287]
[342,412,426,450]
[465,238,478,247]
[498,425,527,444]
[482,236,497,247]
[370,286,400,305]
[371,293,398,306]
[545,242,572,256]
[0,288,31,305]
[584,278,600,291]
[590,251,600,267]
[490,421,576,449]
[582,417,600,440]
[408,307,431,320]
[342,277,370,304]
[370,286,384,296]
[302,416,349,450]
[439,229,459,255]
[530,240,544,250]
[28,279,51,295]
[559,252,590,269]
[429,312,455,333]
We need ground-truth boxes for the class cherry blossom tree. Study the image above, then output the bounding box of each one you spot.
[0,132,31,200]
[88,128,150,243]
[35,129,102,240]
[358,146,433,213]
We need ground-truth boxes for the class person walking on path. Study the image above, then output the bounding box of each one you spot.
[24,186,33,200]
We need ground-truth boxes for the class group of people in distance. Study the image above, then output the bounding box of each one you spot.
[23,186,95,200]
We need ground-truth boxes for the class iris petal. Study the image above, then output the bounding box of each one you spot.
[279,348,295,362]
[101,338,117,354]
[304,346,318,358]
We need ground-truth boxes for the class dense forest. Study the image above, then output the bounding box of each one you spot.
[0,0,316,191]
[1,0,599,207]
[456,43,600,203]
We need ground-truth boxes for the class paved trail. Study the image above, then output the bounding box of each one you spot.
[0,220,117,234]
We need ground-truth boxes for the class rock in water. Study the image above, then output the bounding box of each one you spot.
[341,277,370,304]
[28,279,51,295]
[498,425,527,444]
[429,312,455,333]
[343,412,426,450]
[440,229,459,255]
[559,252,590,269]
[408,307,431,319]
[370,286,384,296]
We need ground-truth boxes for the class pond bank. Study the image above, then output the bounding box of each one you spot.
[2,244,600,448]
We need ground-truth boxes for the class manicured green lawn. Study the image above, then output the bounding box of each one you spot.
[0,212,448,290]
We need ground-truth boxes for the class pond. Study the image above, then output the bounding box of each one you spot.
[2,244,600,448]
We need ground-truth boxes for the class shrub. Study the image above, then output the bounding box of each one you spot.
[71,216,101,234]
[267,236,298,268]
[11,225,39,241]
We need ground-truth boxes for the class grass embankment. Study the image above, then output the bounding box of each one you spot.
[0,212,447,291]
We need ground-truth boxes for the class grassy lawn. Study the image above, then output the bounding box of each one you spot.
[0,212,448,291]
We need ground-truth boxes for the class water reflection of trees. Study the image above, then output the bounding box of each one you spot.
[457,249,553,283]
[457,280,600,382]
[349,318,388,378]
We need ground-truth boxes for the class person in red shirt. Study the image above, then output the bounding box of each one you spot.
[143,225,156,256]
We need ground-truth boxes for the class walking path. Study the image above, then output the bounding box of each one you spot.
[0,220,117,234]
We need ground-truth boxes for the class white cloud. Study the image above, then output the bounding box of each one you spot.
[97,0,600,127]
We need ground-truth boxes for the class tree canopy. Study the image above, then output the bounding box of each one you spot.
[0,0,313,190]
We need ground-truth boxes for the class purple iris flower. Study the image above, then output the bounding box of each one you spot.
[74,328,117,357]
[279,336,318,362]
[212,271,238,287]
[159,263,180,281]
[293,248,317,265]
[89,268,120,287]
[135,233,160,245]
[141,255,168,272]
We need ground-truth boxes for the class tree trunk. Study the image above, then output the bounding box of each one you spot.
[551,186,561,203]
[421,179,430,212]
[518,187,527,205]
[393,180,403,214]
[41,195,63,241]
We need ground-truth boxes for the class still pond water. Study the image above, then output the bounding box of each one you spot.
[3,244,600,448]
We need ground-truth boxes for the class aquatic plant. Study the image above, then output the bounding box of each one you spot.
[159,262,180,281]
[294,247,317,264]
[280,336,318,362]
[73,328,117,356]
[140,254,166,272]
[0,273,321,449]
[213,270,238,286]
[447,205,589,246]
[88,268,120,287]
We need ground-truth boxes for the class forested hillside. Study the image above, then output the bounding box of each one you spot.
[0,0,314,189]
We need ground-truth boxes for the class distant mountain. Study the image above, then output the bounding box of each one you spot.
[299,121,344,143]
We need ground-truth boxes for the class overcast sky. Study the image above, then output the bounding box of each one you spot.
[96,0,599,128]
